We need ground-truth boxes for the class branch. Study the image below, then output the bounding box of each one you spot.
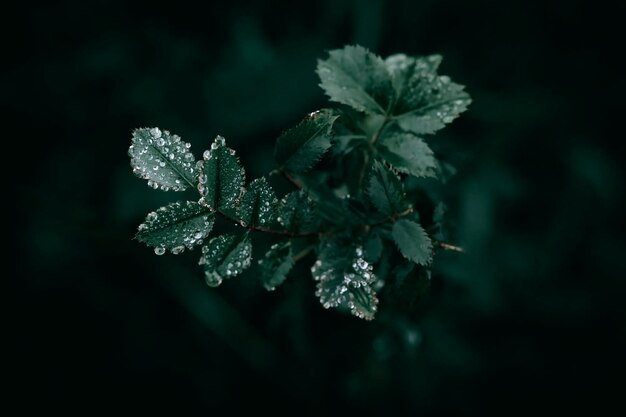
[368,206,414,227]
[215,208,317,238]
[434,241,465,253]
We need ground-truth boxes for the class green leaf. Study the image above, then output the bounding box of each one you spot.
[274,110,338,173]
[197,135,245,211]
[276,190,319,233]
[367,160,407,216]
[391,219,433,266]
[317,45,393,114]
[237,177,278,227]
[258,241,294,291]
[129,127,197,191]
[312,240,379,320]
[199,233,252,287]
[136,201,214,254]
[377,133,437,178]
[385,54,471,135]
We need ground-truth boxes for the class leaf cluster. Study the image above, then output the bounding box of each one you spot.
[129,45,470,320]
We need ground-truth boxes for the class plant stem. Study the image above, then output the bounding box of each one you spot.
[357,115,391,192]
[434,242,465,252]
[280,170,303,189]
[368,206,414,227]
[215,208,317,238]
[369,115,390,145]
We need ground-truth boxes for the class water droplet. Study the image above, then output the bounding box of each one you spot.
[150,127,162,138]
[205,271,223,287]
[239,220,247,227]
[229,149,236,156]
[171,246,185,255]
[146,212,158,222]
[154,247,166,255]
[203,150,212,159]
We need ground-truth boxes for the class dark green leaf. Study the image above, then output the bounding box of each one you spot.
[367,160,407,216]
[238,177,278,227]
[199,233,252,287]
[136,201,214,254]
[277,190,319,233]
[385,54,471,135]
[197,135,245,211]
[274,110,337,173]
[317,45,393,114]
[129,127,197,191]
[312,239,378,320]
[258,241,294,291]
[377,133,437,178]
[391,219,433,265]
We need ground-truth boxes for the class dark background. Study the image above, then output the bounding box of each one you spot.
[8,0,625,414]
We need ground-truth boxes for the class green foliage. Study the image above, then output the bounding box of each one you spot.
[199,233,252,287]
[274,110,337,173]
[276,190,319,234]
[376,132,437,178]
[129,127,197,191]
[128,45,470,321]
[368,160,407,216]
[317,45,393,114]
[237,177,278,227]
[392,219,433,266]
[136,201,214,254]
[197,135,245,212]
[258,241,294,291]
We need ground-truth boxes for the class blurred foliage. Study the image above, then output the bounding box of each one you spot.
[8,0,625,414]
